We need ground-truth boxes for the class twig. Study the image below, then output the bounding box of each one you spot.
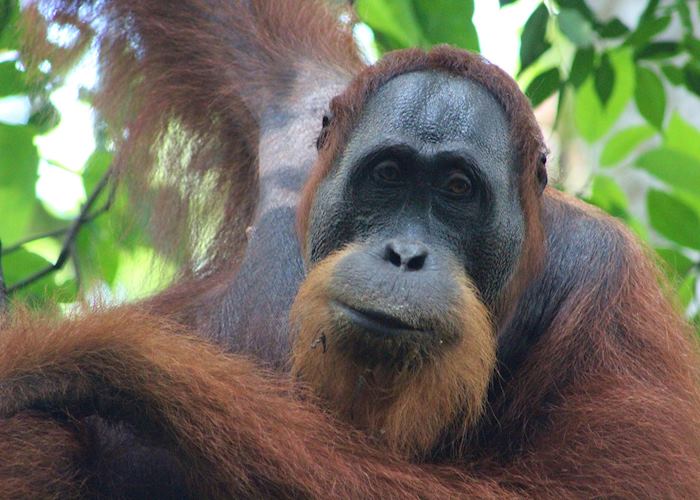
[2,227,72,255]
[6,168,115,294]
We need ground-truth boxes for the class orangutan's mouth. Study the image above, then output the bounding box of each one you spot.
[333,301,424,337]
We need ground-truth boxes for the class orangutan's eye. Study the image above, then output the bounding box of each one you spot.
[372,160,402,184]
[444,172,472,197]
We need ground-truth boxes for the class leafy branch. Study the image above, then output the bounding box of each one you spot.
[1,168,116,295]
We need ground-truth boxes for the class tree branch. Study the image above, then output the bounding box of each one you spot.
[6,168,115,295]
[2,227,73,256]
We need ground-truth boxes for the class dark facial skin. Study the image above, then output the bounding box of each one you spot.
[306,71,524,363]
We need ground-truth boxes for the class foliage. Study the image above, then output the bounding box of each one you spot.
[0,0,150,305]
[0,0,699,329]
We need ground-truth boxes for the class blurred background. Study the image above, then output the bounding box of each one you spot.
[0,0,699,334]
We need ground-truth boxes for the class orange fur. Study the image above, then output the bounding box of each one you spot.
[0,413,86,498]
[291,247,496,457]
[4,0,700,497]
[0,309,506,498]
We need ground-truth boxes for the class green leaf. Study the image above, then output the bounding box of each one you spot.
[0,60,24,97]
[2,248,64,304]
[355,0,425,50]
[587,175,629,214]
[625,15,671,47]
[635,67,665,129]
[678,272,696,308]
[596,18,629,39]
[655,247,694,279]
[0,0,12,34]
[635,42,681,60]
[558,8,593,47]
[665,113,700,161]
[594,53,615,106]
[661,65,684,86]
[76,218,120,286]
[556,0,595,23]
[519,3,550,74]
[641,0,661,21]
[585,176,648,238]
[499,0,517,6]
[600,125,656,167]
[82,149,112,194]
[647,189,700,249]
[569,47,594,88]
[356,0,479,52]
[676,190,700,220]
[683,61,700,97]
[414,0,479,51]
[0,123,39,243]
[574,48,635,142]
[113,246,175,300]
[636,148,700,195]
[525,68,560,107]
[677,0,693,34]
[685,36,700,59]
[0,0,19,49]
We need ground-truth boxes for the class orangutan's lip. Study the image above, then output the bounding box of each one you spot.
[333,301,423,337]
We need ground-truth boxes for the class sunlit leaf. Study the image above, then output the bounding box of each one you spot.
[0,61,24,96]
[113,246,175,300]
[574,49,634,142]
[82,149,112,194]
[636,148,700,195]
[647,190,700,250]
[355,0,425,50]
[600,125,655,167]
[586,176,648,238]
[635,67,665,129]
[356,0,478,52]
[675,190,700,221]
[414,0,479,51]
[519,3,550,74]
[678,273,696,308]
[587,175,629,214]
[665,113,700,161]
[76,219,119,287]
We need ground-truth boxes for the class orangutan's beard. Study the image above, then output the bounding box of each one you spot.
[290,246,495,458]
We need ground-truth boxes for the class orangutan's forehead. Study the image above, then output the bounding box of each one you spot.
[352,71,512,158]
